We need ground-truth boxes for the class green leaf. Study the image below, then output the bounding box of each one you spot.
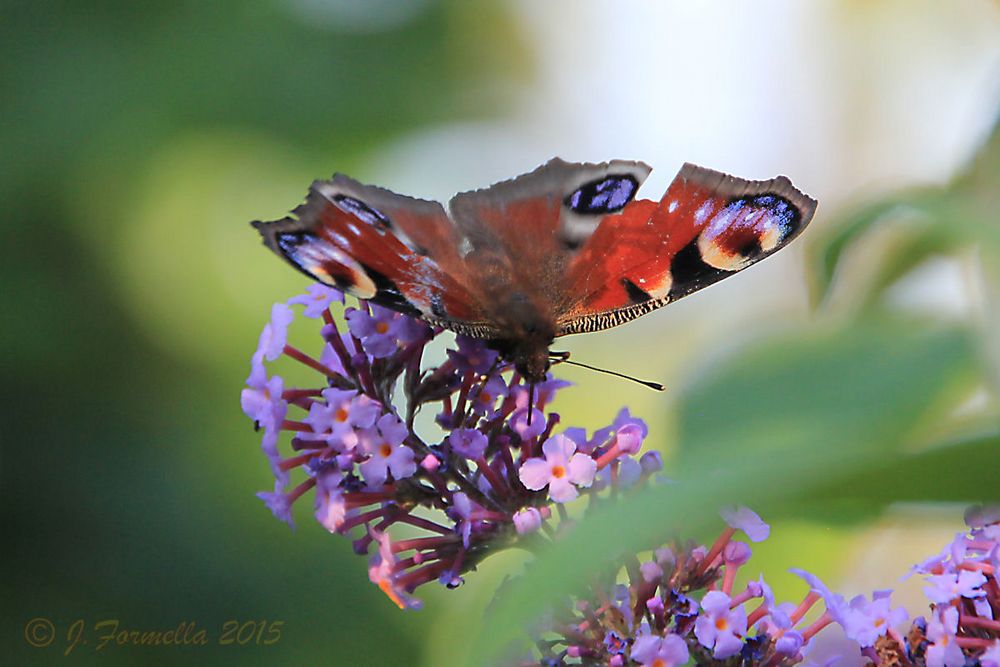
[807,194,930,307]
[856,223,960,311]
[809,192,1000,309]
[674,321,975,471]
[459,321,978,665]
[810,428,1000,506]
[809,113,1000,311]
[953,111,1000,200]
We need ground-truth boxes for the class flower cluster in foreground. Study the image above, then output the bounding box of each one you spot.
[528,507,832,666]
[243,289,1000,666]
[242,286,661,609]
[894,505,1000,667]
[527,505,1000,666]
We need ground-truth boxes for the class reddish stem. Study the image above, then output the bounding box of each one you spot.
[286,477,316,505]
[694,527,736,578]
[789,591,821,625]
[396,559,452,592]
[392,535,460,554]
[338,507,387,533]
[453,372,476,428]
[800,612,833,642]
[537,412,560,447]
[280,419,312,432]
[282,388,324,400]
[323,314,357,380]
[283,344,343,379]
[476,455,508,496]
[594,444,624,471]
[343,487,396,506]
[746,604,768,628]
[290,437,327,451]
[279,451,320,471]
[958,561,995,575]
[721,563,740,596]
[959,614,1000,632]
[729,583,759,609]
[394,513,452,535]
[956,636,994,649]
[499,441,522,490]
[354,356,377,397]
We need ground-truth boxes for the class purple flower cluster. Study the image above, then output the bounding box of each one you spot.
[785,505,1000,666]
[528,506,837,666]
[526,505,1000,666]
[241,288,1000,666]
[241,286,662,609]
[893,505,1000,666]
[784,507,1000,667]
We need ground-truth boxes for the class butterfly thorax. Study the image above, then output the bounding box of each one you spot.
[490,332,553,383]
[484,293,555,383]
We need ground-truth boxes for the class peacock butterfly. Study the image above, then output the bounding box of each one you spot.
[252,159,817,381]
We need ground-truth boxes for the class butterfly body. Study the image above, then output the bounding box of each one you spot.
[252,159,817,381]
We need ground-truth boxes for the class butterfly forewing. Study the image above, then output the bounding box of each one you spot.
[555,163,817,335]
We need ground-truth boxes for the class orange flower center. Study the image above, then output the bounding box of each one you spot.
[479,392,492,404]
[715,617,729,631]
[652,659,666,667]
[335,408,349,422]
[375,322,390,335]
[551,465,566,479]
[380,443,393,457]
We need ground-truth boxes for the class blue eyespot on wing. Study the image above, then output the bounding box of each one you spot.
[564,175,639,214]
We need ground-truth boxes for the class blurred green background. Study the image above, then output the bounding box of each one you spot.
[4,1,1000,665]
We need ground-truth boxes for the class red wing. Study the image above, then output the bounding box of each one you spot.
[252,175,490,329]
[556,163,818,335]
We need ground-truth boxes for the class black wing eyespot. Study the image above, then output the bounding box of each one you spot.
[564,174,639,214]
[332,194,392,228]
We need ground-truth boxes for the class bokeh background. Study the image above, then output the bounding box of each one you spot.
[4,1,1000,665]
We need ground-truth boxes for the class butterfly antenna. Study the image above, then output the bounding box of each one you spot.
[551,354,666,392]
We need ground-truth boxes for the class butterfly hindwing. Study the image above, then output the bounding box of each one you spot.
[556,163,817,335]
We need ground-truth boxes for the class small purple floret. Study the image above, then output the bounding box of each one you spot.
[450,428,488,460]
[288,283,344,318]
[721,505,770,542]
